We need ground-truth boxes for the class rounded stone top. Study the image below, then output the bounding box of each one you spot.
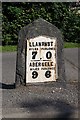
[19,18,63,42]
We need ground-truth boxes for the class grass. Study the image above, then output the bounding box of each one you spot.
[64,42,80,48]
[0,45,17,52]
[0,42,80,52]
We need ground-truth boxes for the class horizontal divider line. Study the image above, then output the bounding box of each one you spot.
[31,60,51,61]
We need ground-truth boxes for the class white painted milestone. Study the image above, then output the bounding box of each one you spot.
[26,36,58,83]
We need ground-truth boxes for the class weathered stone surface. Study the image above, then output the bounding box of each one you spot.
[15,18,65,87]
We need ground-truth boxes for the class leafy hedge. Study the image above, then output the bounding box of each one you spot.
[2,2,80,45]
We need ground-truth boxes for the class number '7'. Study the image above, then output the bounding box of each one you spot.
[32,51,37,59]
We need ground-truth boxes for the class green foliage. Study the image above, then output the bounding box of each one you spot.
[2,2,80,45]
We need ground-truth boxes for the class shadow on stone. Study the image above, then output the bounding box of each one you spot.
[0,82,15,89]
[21,99,75,119]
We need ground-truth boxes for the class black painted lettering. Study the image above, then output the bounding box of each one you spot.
[32,51,37,59]
[46,51,52,59]
[45,71,51,78]
[32,71,38,79]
